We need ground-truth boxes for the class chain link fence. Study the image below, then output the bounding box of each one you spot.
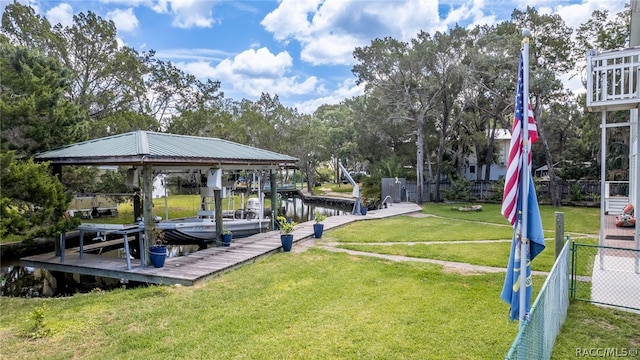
[505,241,640,359]
[571,243,640,312]
[505,241,571,360]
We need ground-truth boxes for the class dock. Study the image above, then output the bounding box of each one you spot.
[20,203,422,286]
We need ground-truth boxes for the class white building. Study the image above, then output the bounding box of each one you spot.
[464,129,511,181]
[152,174,169,198]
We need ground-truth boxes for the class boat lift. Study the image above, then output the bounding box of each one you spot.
[338,161,363,215]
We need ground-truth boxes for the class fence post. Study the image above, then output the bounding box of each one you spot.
[555,212,564,259]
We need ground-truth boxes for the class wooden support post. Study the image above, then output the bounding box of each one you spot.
[55,233,61,257]
[555,212,564,259]
[271,170,278,229]
[142,162,153,266]
[214,189,223,243]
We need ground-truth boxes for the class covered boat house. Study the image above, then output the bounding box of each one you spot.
[34,130,299,262]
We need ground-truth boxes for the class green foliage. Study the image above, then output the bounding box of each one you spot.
[313,211,327,223]
[0,41,87,156]
[25,305,50,339]
[444,178,472,201]
[569,183,583,201]
[98,167,130,195]
[492,178,505,201]
[361,155,414,202]
[314,166,333,183]
[360,173,381,202]
[276,216,296,234]
[147,222,166,245]
[0,151,77,241]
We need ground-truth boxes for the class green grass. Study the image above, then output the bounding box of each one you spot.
[83,194,270,225]
[335,239,600,274]
[2,202,635,359]
[0,249,521,359]
[552,302,640,359]
[422,203,601,235]
[329,215,519,242]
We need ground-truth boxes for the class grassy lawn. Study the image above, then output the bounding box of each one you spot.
[1,201,636,359]
[1,249,521,359]
[84,194,270,225]
[421,202,601,235]
[551,302,640,359]
[327,203,599,273]
[329,215,519,242]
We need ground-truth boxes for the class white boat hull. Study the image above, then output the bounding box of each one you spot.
[155,218,269,244]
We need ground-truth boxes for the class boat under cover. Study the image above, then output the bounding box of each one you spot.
[156,217,270,245]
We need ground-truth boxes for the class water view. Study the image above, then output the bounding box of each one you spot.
[0,197,351,297]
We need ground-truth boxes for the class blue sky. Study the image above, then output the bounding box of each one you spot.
[6,0,628,113]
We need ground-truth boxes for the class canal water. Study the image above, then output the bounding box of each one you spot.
[1,197,352,297]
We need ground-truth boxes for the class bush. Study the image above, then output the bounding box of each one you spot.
[1,151,78,242]
[444,178,472,202]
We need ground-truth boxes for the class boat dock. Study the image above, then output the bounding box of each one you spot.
[20,203,422,286]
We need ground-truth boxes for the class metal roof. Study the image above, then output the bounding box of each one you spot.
[34,131,298,169]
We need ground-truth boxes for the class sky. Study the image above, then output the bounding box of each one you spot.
[4,0,630,114]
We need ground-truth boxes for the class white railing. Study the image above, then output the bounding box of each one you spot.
[586,46,640,111]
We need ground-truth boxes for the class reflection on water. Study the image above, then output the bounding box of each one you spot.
[281,198,349,223]
[1,197,349,297]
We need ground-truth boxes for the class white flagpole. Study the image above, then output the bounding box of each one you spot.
[519,30,531,326]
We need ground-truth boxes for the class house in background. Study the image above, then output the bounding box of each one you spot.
[464,129,511,181]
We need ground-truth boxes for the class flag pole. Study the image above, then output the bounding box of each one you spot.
[519,29,531,326]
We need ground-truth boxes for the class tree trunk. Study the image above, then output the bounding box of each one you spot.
[416,115,425,203]
[534,96,561,206]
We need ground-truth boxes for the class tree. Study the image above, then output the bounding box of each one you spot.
[353,36,440,203]
[426,27,467,200]
[573,8,630,83]
[0,40,87,155]
[1,151,78,242]
[287,113,329,191]
[511,6,573,206]
[144,53,223,129]
[1,1,56,54]
[463,22,521,181]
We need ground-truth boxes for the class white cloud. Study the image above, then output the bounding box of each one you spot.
[112,0,216,27]
[168,0,216,28]
[294,78,364,114]
[175,47,318,100]
[45,3,74,27]
[107,8,139,33]
[554,0,627,30]
[231,48,293,78]
[261,0,501,67]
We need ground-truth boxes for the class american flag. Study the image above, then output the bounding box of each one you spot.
[500,49,546,322]
[501,51,538,225]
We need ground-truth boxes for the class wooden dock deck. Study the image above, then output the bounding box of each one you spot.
[21,202,423,286]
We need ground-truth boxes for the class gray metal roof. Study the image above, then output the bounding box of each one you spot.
[34,131,298,168]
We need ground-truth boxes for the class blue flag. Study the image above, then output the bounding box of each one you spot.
[500,176,545,321]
